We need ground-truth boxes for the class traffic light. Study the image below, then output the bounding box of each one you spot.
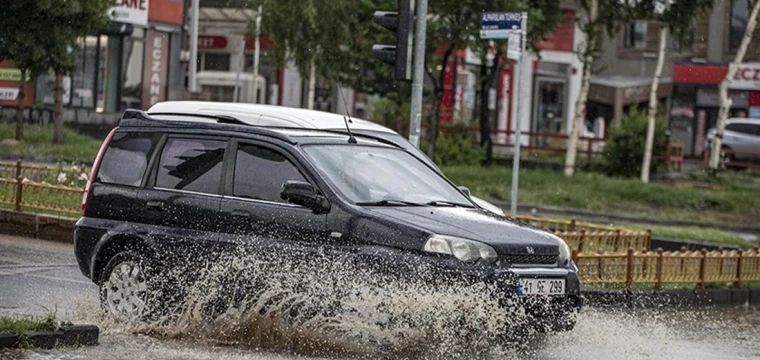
[372,0,413,81]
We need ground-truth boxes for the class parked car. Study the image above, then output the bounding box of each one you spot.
[74,108,581,333]
[705,118,760,163]
[146,101,506,216]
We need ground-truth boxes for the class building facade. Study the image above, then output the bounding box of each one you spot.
[591,0,760,157]
[0,0,185,120]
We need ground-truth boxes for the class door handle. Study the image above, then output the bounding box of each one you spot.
[231,209,251,218]
[146,201,164,211]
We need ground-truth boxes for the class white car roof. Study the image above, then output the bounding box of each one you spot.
[726,117,760,125]
[147,101,396,134]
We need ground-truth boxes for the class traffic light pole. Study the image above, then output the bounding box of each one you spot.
[408,0,427,148]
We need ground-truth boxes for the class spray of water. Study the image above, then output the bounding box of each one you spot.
[90,244,558,359]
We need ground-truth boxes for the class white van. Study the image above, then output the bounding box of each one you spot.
[147,101,506,216]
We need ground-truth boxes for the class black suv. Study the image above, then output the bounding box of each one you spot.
[74,110,582,331]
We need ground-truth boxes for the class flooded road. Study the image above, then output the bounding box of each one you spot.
[1,235,759,360]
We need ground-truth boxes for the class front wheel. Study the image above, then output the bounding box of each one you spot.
[98,251,165,322]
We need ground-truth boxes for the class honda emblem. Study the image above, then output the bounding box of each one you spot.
[526,246,535,254]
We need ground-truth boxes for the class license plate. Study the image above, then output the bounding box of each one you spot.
[518,278,566,296]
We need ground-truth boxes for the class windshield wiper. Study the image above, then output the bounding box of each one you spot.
[355,199,426,207]
[425,200,475,208]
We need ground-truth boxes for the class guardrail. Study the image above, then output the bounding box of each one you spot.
[516,215,652,253]
[574,247,760,289]
[0,176,82,216]
[0,161,89,187]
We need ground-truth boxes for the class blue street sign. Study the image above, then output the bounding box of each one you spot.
[480,12,521,39]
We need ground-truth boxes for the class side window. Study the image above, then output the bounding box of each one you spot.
[725,123,742,133]
[97,131,161,186]
[233,144,307,203]
[750,124,760,136]
[155,138,226,194]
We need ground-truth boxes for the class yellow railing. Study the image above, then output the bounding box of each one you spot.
[0,176,82,216]
[517,215,652,253]
[0,161,90,187]
[575,248,760,289]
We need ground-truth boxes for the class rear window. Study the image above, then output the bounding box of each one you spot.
[97,131,161,186]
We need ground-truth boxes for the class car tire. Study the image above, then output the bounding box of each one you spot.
[98,251,168,322]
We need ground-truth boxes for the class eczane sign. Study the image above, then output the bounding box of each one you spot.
[730,63,760,90]
[110,0,149,26]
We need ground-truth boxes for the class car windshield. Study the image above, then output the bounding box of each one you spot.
[302,144,473,206]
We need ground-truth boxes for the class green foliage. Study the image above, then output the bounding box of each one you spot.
[425,125,486,167]
[0,0,111,76]
[442,165,760,225]
[0,121,103,164]
[603,107,668,177]
[0,310,60,334]
[367,97,410,133]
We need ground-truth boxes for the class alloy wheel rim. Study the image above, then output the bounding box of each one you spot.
[105,261,149,320]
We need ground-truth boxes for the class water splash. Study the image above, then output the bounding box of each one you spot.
[93,245,553,359]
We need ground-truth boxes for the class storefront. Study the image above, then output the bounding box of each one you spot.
[30,0,184,113]
[669,62,760,157]
[587,75,672,133]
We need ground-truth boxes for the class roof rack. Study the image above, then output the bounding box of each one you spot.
[119,109,296,144]
[146,112,252,126]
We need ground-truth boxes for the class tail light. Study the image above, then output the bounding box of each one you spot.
[82,127,118,216]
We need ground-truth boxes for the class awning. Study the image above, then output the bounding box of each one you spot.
[589,75,673,106]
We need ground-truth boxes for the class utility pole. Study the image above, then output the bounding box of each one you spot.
[233,39,244,102]
[252,5,262,103]
[408,0,427,148]
[509,12,527,218]
[189,0,200,92]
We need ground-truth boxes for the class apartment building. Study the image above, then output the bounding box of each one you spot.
[591,0,760,157]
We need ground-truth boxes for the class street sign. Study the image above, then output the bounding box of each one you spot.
[480,12,522,39]
[507,32,521,60]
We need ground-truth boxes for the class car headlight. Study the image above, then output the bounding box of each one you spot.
[557,238,571,265]
[422,235,498,263]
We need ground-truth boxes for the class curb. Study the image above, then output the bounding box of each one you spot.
[0,325,99,349]
[581,287,760,309]
[0,209,76,243]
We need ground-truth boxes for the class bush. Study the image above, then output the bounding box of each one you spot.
[603,107,667,177]
[429,125,486,167]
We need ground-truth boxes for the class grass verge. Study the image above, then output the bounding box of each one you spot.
[0,122,102,164]
[443,165,760,226]
[0,311,71,333]
[624,224,756,248]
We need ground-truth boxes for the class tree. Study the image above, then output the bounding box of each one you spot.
[709,0,760,171]
[0,1,49,140]
[637,0,714,183]
[245,0,362,109]
[0,0,110,142]
[424,0,563,159]
[564,0,637,176]
[37,0,111,143]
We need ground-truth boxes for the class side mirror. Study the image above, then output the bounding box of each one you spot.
[281,180,330,213]
[458,186,471,198]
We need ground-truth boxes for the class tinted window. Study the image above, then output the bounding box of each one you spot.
[726,123,752,134]
[98,131,161,186]
[155,138,226,194]
[233,144,306,202]
[748,124,760,136]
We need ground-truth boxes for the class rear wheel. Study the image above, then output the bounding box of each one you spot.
[99,251,165,322]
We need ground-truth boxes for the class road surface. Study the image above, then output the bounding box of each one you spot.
[1,234,759,360]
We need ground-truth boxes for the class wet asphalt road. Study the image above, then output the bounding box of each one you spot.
[1,234,760,360]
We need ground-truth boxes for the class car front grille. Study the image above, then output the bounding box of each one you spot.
[504,254,559,265]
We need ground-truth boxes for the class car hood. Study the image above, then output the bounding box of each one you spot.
[367,206,561,255]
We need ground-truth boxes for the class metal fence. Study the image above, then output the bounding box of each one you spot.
[0,176,82,216]
[516,214,652,253]
[574,247,760,289]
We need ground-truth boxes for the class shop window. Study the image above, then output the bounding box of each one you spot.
[121,28,144,111]
[623,21,648,49]
[69,36,99,109]
[202,53,230,71]
[730,0,748,50]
